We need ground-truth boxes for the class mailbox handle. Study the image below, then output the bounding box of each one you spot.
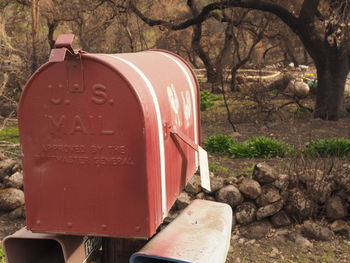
[55,34,75,54]
[170,127,198,152]
[49,34,83,63]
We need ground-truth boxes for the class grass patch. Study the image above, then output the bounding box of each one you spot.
[0,126,20,158]
[303,138,350,157]
[0,126,19,143]
[204,135,294,158]
[209,163,228,173]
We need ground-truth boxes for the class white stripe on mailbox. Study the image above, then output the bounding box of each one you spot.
[108,55,167,218]
[152,51,199,168]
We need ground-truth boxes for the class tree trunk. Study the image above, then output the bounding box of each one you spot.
[314,51,349,120]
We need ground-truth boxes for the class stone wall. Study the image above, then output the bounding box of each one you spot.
[172,162,350,240]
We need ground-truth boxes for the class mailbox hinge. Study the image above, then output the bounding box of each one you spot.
[49,34,85,93]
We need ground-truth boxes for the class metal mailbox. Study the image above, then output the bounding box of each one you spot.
[19,34,200,238]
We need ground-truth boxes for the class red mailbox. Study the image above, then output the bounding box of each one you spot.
[19,34,200,238]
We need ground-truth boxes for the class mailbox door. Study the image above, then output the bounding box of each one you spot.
[19,56,156,238]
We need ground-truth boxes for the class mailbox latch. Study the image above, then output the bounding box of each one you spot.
[49,34,85,93]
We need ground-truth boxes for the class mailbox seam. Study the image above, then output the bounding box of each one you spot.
[151,51,199,168]
[106,55,167,218]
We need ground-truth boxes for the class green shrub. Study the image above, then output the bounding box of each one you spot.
[204,134,237,153]
[200,91,221,111]
[303,138,350,157]
[229,136,294,158]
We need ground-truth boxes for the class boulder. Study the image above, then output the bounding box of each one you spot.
[0,188,25,211]
[330,220,350,240]
[253,163,277,184]
[205,195,216,202]
[3,171,24,189]
[298,169,323,184]
[175,192,192,210]
[235,202,257,225]
[256,200,284,220]
[185,175,202,194]
[238,178,262,199]
[286,78,310,98]
[195,192,205,199]
[285,189,317,220]
[326,196,348,220]
[271,211,292,228]
[273,174,289,191]
[305,174,334,204]
[240,220,272,240]
[0,159,18,180]
[203,176,224,194]
[301,220,334,241]
[275,230,313,249]
[216,185,243,208]
[9,205,26,219]
[256,185,281,207]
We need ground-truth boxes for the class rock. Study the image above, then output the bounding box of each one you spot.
[301,220,334,241]
[337,167,350,193]
[256,200,284,220]
[287,78,309,98]
[240,220,272,240]
[285,189,317,220]
[175,192,191,210]
[253,163,277,183]
[294,234,313,249]
[271,211,292,228]
[11,162,22,173]
[8,206,26,219]
[0,188,25,211]
[273,174,289,190]
[232,215,237,229]
[326,196,348,220]
[256,185,281,207]
[238,178,262,199]
[185,175,202,194]
[275,230,313,249]
[205,195,216,202]
[195,192,205,199]
[203,176,224,194]
[269,247,279,257]
[330,220,350,240]
[3,171,24,189]
[0,159,17,180]
[299,169,322,184]
[216,185,243,208]
[235,202,257,225]
[305,174,334,204]
[224,177,238,185]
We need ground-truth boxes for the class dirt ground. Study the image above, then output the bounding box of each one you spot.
[202,89,350,262]
[228,228,350,263]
